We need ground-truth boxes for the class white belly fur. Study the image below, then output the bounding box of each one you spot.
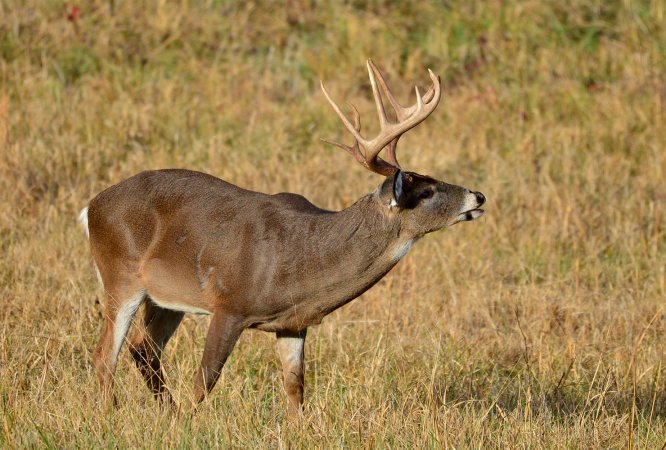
[149,296,212,315]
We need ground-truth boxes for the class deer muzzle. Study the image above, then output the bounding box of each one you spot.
[457,191,486,222]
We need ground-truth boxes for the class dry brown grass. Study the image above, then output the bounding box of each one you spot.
[1,0,665,447]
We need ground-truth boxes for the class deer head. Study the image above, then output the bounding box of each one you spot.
[320,59,485,238]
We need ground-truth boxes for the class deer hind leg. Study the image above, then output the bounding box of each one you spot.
[193,309,245,403]
[128,299,184,404]
[93,289,145,407]
[276,329,307,416]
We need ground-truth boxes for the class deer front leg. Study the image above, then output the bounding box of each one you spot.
[276,329,307,416]
[193,309,244,403]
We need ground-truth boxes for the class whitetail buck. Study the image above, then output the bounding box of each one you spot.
[80,60,485,414]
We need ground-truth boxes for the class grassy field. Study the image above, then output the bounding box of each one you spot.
[1,0,665,447]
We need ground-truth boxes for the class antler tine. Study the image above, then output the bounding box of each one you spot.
[366,60,389,129]
[385,139,400,168]
[366,60,402,168]
[320,102,364,166]
[320,80,366,145]
[348,102,361,131]
[425,69,442,105]
[367,59,407,122]
[422,83,436,104]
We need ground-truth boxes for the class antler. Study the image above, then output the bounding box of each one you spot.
[320,59,442,176]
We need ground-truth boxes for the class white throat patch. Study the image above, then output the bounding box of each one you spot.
[392,239,416,262]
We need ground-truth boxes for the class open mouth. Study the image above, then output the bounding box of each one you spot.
[457,208,484,222]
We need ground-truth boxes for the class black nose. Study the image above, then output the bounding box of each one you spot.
[475,191,485,206]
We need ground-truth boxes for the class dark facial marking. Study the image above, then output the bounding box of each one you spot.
[419,189,433,199]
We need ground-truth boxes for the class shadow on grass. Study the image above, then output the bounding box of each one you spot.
[433,367,666,420]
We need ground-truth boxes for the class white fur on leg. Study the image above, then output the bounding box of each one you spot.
[277,334,305,368]
[111,291,145,369]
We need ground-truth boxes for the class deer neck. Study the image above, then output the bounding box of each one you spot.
[325,193,409,264]
[290,190,414,314]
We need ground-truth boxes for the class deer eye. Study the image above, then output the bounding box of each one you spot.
[419,189,433,199]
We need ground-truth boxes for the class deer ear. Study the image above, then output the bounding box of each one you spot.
[392,170,405,206]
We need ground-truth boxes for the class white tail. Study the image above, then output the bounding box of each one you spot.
[79,206,90,238]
